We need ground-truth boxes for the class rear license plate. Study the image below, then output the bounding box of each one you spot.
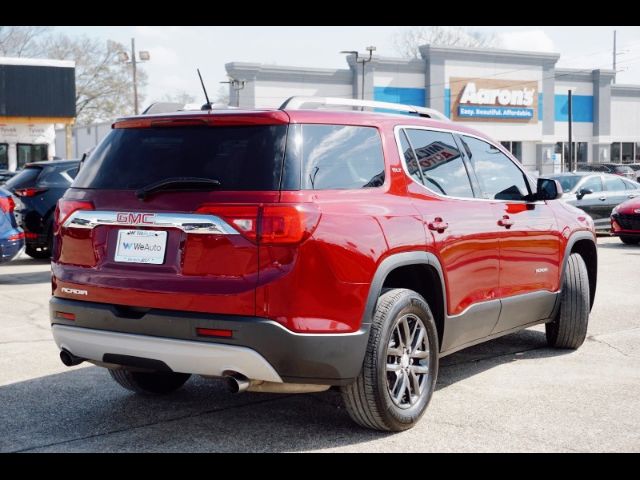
[114,229,167,265]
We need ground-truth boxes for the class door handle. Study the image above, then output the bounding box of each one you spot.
[428,217,448,233]
[599,196,607,201]
[497,215,514,229]
[628,194,638,199]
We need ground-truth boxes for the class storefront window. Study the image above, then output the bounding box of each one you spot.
[611,143,621,163]
[17,143,48,169]
[621,143,634,163]
[0,144,8,170]
[556,141,588,170]
[499,141,522,161]
[636,143,640,162]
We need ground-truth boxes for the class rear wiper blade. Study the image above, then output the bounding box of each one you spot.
[135,177,221,200]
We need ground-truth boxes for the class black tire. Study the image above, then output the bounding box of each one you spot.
[25,245,51,259]
[546,253,590,349]
[341,288,439,432]
[620,236,640,245]
[108,368,191,395]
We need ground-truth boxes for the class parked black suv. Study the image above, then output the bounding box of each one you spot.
[5,160,79,258]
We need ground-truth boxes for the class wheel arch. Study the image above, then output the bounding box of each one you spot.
[563,231,597,309]
[362,252,447,350]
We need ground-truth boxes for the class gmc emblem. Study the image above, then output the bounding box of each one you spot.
[116,212,156,224]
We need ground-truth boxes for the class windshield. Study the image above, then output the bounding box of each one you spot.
[73,125,288,190]
[550,175,581,192]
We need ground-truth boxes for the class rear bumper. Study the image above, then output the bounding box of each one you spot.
[0,237,24,263]
[52,324,283,383]
[50,297,370,385]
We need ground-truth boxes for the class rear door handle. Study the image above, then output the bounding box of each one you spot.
[498,215,514,229]
[628,194,638,199]
[428,217,448,233]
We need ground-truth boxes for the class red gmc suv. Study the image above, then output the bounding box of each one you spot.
[50,97,597,432]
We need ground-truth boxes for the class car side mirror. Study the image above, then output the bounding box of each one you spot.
[576,187,593,200]
[536,178,563,201]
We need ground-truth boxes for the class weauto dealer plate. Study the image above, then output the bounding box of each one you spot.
[114,229,167,265]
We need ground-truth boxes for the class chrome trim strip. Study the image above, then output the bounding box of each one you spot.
[63,210,238,235]
[393,124,541,205]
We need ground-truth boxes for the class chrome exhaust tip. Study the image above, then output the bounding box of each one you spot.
[225,373,250,393]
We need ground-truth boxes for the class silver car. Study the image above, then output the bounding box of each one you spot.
[550,172,640,231]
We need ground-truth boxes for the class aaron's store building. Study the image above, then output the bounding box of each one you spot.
[227,44,640,175]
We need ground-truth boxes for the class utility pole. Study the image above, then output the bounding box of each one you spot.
[340,46,376,109]
[568,89,574,171]
[131,38,138,114]
[613,30,617,84]
[118,39,150,115]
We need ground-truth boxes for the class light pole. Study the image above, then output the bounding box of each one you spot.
[118,38,150,115]
[220,78,246,107]
[340,46,376,106]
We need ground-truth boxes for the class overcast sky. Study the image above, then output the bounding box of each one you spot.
[57,26,640,105]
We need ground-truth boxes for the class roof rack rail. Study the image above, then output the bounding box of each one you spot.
[279,96,449,121]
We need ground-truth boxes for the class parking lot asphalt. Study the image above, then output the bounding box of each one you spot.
[0,236,639,452]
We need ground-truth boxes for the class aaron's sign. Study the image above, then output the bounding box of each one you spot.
[450,77,538,122]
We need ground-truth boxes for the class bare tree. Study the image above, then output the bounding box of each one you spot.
[0,26,51,57]
[0,27,147,125]
[157,91,196,105]
[392,26,502,59]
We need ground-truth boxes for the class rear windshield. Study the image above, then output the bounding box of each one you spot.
[4,167,41,190]
[73,126,288,190]
[38,164,79,187]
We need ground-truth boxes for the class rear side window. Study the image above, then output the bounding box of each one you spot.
[623,179,640,190]
[4,167,41,190]
[284,124,385,190]
[404,129,474,198]
[38,165,79,187]
[604,176,626,191]
[73,126,288,190]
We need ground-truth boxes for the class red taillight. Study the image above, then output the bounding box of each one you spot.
[55,311,76,321]
[196,327,233,338]
[55,199,95,230]
[14,187,48,197]
[196,204,320,245]
[0,196,15,213]
[8,231,25,241]
[24,232,38,239]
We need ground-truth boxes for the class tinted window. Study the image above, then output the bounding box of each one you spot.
[288,124,384,190]
[404,129,474,198]
[38,164,79,187]
[73,126,287,190]
[4,167,41,190]
[461,135,530,200]
[580,176,603,193]
[604,176,626,191]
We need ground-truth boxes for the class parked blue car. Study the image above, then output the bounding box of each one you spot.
[0,187,24,263]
